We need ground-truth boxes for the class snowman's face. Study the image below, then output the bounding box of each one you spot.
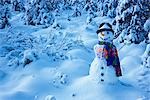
[98,31,114,42]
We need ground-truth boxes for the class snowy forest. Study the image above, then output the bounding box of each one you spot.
[0,0,150,100]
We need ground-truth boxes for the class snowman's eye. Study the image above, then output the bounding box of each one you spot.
[107,32,110,34]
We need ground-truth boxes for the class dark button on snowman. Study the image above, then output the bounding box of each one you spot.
[89,23,122,84]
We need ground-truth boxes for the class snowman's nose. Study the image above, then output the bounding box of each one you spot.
[101,32,105,36]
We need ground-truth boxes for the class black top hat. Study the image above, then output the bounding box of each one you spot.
[96,23,114,34]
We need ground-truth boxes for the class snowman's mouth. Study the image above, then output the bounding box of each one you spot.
[104,37,110,40]
[99,36,110,41]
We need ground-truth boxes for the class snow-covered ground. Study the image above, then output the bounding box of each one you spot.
[0,12,147,100]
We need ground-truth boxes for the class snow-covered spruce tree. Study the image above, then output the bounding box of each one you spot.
[136,18,150,100]
[83,0,119,18]
[107,0,118,18]
[24,0,56,27]
[86,0,109,17]
[84,0,99,24]
[138,43,150,99]
[71,0,85,17]
[99,0,109,16]
[84,0,118,24]
[11,0,25,12]
[114,0,150,44]
[62,0,72,10]
[0,0,11,4]
[84,0,98,17]
[71,8,81,17]
[144,18,150,43]
[0,1,11,29]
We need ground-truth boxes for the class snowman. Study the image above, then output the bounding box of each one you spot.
[89,23,122,84]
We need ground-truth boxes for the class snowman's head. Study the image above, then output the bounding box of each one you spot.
[96,23,114,43]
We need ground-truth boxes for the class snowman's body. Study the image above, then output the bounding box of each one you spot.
[89,44,118,84]
[89,23,122,84]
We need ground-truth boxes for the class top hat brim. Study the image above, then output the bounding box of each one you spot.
[96,28,114,34]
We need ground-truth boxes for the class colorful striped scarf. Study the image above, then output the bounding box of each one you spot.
[98,41,122,77]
